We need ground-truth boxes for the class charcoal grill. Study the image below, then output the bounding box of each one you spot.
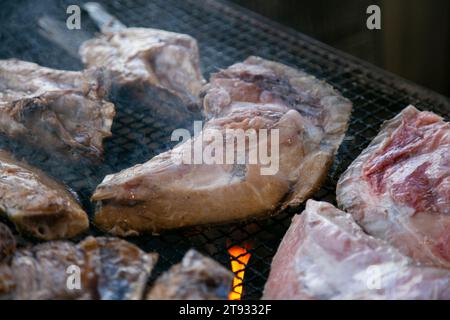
[0,0,449,300]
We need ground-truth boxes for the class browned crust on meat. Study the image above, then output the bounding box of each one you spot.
[2,236,157,300]
[0,150,89,240]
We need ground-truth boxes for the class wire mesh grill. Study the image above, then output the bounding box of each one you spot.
[0,0,449,299]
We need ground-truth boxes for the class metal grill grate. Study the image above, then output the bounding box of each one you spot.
[0,0,449,299]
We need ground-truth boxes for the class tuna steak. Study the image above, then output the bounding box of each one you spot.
[337,106,450,268]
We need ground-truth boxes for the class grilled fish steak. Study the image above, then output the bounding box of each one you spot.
[92,56,352,235]
[147,249,233,300]
[263,200,450,300]
[0,150,88,240]
[0,236,157,300]
[0,59,115,160]
[79,27,205,111]
[337,106,450,268]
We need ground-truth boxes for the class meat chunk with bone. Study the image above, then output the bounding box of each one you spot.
[0,59,115,160]
[0,150,88,240]
[79,27,205,111]
[0,236,157,300]
[263,200,450,300]
[337,106,450,268]
[147,249,233,300]
[91,56,352,235]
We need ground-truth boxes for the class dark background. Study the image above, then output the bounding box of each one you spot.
[231,0,450,96]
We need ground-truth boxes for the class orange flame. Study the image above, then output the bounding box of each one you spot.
[228,245,251,300]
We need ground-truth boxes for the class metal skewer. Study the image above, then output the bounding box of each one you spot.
[82,2,127,33]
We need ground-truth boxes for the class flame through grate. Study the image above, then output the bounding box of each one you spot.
[0,0,448,299]
[228,245,252,300]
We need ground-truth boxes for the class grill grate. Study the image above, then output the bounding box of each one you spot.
[0,0,449,299]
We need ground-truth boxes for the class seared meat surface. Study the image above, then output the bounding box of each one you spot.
[337,106,450,268]
[0,59,115,160]
[79,27,205,111]
[263,200,450,300]
[92,56,352,235]
[0,236,157,300]
[89,237,157,300]
[0,150,88,240]
[147,249,233,300]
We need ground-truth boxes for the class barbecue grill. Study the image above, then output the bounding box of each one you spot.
[0,0,449,300]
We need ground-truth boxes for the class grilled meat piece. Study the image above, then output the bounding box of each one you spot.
[92,56,352,235]
[147,249,233,300]
[263,200,450,300]
[0,59,115,160]
[84,237,157,300]
[1,236,157,300]
[337,106,450,268]
[0,150,88,240]
[79,27,205,111]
